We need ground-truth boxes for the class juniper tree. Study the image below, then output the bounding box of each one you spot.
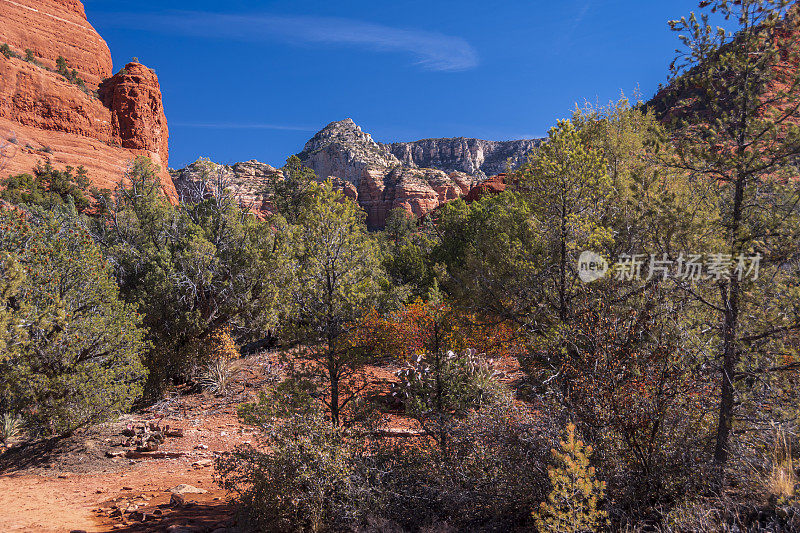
[95,156,288,394]
[0,211,147,435]
[282,180,385,426]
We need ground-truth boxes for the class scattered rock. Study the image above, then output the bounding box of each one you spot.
[122,486,133,491]
[69,530,87,533]
[58,473,70,479]
[125,450,186,460]
[166,428,185,438]
[166,526,199,533]
[195,444,208,450]
[128,510,149,521]
[105,451,126,458]
[170,493,186,507]
[169,484,208,495]
[192,458,213,469]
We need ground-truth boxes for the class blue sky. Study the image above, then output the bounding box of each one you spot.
[85,0,703,169]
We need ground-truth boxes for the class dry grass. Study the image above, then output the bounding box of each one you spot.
[766,424,796,500]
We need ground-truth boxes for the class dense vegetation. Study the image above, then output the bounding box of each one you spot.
[2,0,800,530]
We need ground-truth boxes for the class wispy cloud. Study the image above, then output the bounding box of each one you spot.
[556,0,593,50]
[112,11,479,72]
[171,122,316,132]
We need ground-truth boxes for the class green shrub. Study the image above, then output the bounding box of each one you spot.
[0,211,147,435]
[217,408,380,532]
[0,43,17,59]
[24,49,35,62]
[0,162,98,213]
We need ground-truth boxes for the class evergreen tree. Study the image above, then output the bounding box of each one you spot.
[665,0,800,467]
[534,423,609,533]
[283,181,385,426]
[271,155,319,224]
[96,156,288,394]
[519,119,612,321]
[0,211,147,435]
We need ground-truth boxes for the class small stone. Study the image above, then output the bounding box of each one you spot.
[122,486,133,491]
[167,526,198,533]
[192,458,213,469]
[194,444,208,450]
[58,473,70,479]
[169,484,208,495]
[170,493,186,507]
[69,530,87,533]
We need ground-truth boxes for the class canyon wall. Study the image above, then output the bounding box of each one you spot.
[384,137,539,177]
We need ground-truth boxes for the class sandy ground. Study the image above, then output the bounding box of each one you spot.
[0,354,274,533]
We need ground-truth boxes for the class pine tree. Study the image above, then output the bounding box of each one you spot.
[665,0,800,468]
[520,119,612,322]
[534,423,609,533]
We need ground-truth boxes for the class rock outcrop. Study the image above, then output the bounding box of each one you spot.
[464,173,509,203]
[171,159,281,215]
[99,63,169,165]
[0,0,174,199]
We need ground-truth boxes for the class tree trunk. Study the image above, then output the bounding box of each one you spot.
[328,343,340,427]
[714,171,745,466]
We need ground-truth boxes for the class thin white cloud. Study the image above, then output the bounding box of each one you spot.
[119,11,479,72]
[171,122,316,132]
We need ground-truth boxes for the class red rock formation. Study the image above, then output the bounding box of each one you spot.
[0,0,175,199]
[465,173,508,203]
[99,63,169,164]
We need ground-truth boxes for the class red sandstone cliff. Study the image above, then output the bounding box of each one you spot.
[0,0,175,199]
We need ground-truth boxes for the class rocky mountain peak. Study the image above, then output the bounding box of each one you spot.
[296,119,400,188]
[300,119,389,155]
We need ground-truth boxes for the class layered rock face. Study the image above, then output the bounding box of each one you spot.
[385,137,539,177]
[0,0,112,89]
[296,119,488,227]
[0,0,175,198]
